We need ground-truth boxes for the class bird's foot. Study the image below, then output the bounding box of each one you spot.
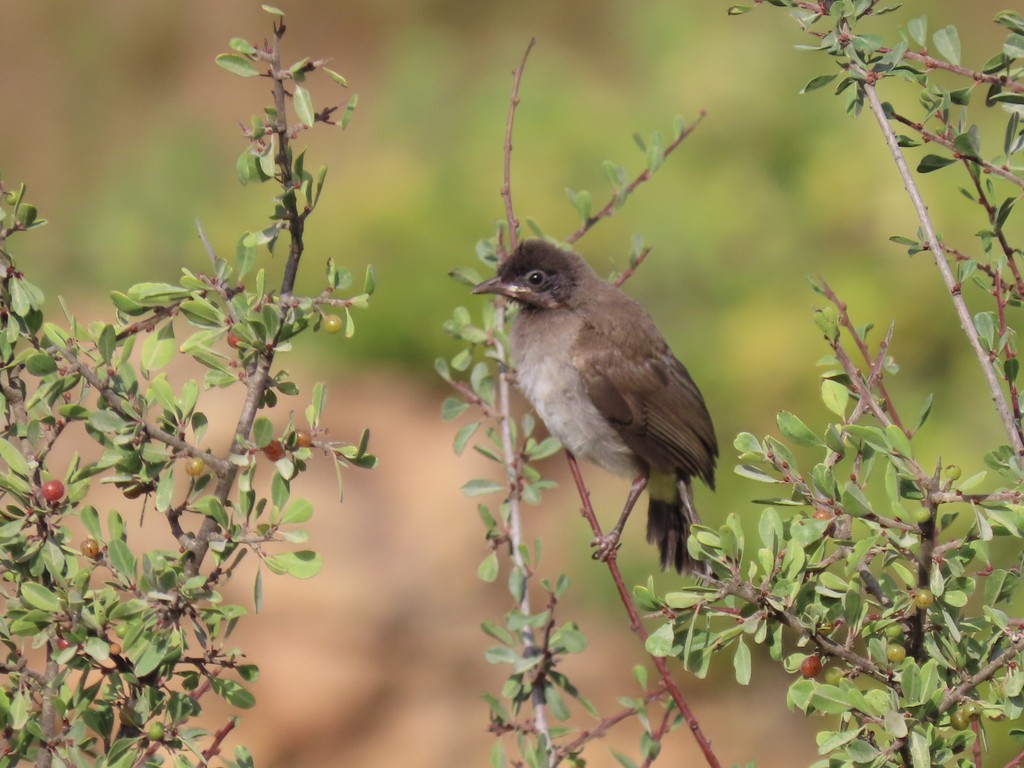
[590,532,622,562]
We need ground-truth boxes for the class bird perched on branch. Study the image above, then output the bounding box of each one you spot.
[473,239,717,574]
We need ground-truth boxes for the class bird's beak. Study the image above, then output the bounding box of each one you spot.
[473,276,522,300]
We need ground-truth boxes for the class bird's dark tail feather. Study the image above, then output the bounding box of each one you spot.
[646,480,709,576]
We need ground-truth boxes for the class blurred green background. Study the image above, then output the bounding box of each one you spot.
[3,1,1022,765]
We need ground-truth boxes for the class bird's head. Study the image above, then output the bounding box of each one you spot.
[472,240,591,310]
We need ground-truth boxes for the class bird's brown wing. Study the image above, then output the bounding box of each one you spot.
[573,321,718,488]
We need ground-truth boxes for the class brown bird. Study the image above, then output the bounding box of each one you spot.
[473,239,717,574]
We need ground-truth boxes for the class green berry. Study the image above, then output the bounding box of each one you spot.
[322,314,343,334]
[184,457,206,478]
[913,589,935,610]
[886,644,907,664]
[824,666,844,686]
[950,708,971,731]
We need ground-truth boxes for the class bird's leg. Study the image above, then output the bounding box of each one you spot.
[591,474,648,562]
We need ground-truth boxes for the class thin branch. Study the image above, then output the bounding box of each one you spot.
[900,50,1024,95]
[491,37,555,766]
[501,38,535,253]
[187,21,310,578]
[722,579,890,685]
[939,633,1024,713]
[565,112,707,245]
[612,246,652,288]
[554,686,668,761]
[58,345,231,476]
[887,108,1024,194]
[863,80,1024,455]
[819,281,904,430]
[565,453,723,768]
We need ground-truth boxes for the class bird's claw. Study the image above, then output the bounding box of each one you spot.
[590,533,621,562]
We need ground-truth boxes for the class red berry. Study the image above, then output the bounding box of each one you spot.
[262,440,286,461]
[295,429,314,448]
[55,638,71,651]
[227,331,241,349]
[41,480,65,503]
[800,656,822,678]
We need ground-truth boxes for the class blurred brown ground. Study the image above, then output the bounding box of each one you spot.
[158,369,821,768]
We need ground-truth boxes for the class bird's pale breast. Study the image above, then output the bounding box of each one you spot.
[511,310,640,477]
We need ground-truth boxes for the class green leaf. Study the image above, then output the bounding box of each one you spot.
[261,4,285,15]
[734,431,763,455]
[777,411,823,447]
[229,37,258,55]
[453,422,480,456]
[140,322,176,375]
[461,478,505,497]
[644,622,675,657]
[341,94,358,129]
[193,496,229,527]
[21,583,60,613]
[733,638,751,685]
[0,438,31,478]
[821,379,849,419]
[933,25,961,66]
[477,552,499,583]
[909,731,930,768]
[906,16,927,47]
[80,506,102,539]
[324,67,348,87]
[25,352,57,376]
[364,264,376,295]
[809,684,853,715]
[253,417,275,449]
[107,539,137,581]
[293,85,315,128]
[211,678,256,709]
[996,10,1024,36]
[264,550,322,579]
[280,498,313,525]
[800,74,837,94]
[215,54,260,78]
[917,154,957,173]
[110,291,148,316]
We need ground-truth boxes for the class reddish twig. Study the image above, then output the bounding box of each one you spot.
[565,453,722,768]
[819,281,905,431]
[555,685,668,760]
[613,246,652,288]
[565,112,707,245]
[201,717,239,761]
[887,108,1024,194]
[901,50,1024,95]
[501,38,536,255]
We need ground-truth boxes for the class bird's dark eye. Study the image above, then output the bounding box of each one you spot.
[525,270,546,286]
